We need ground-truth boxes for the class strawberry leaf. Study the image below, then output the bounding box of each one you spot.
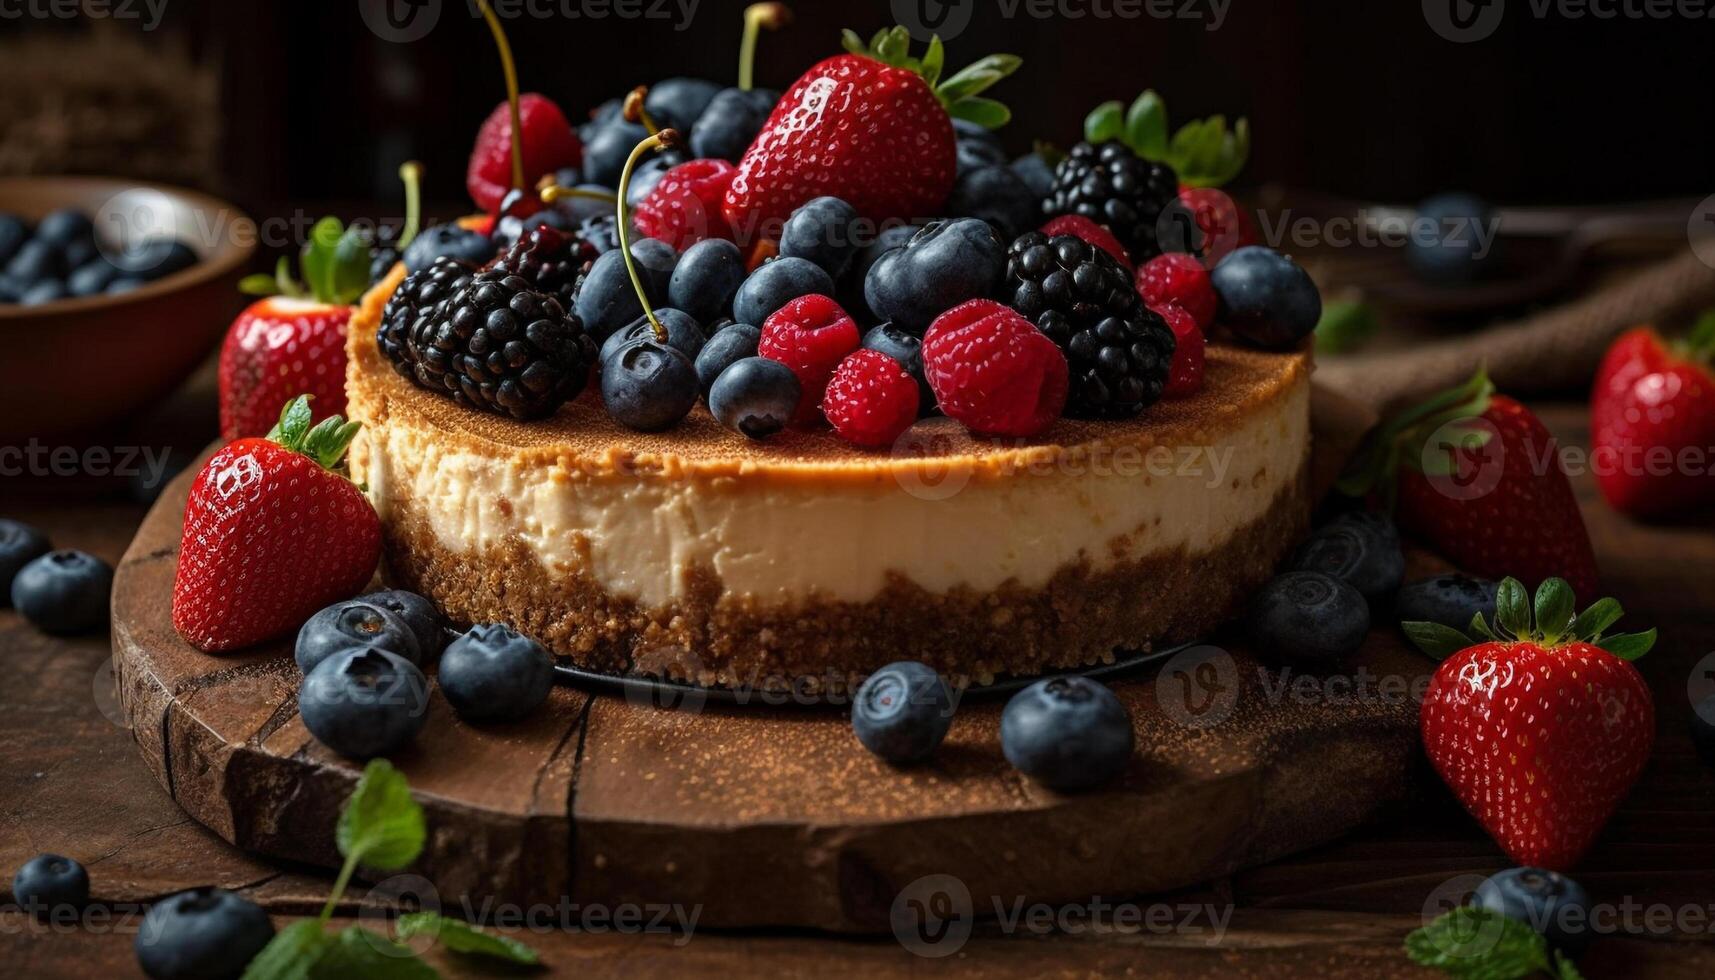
[1165,115,1251,188]
[948,97,1010,129]
[937,54,1022,104]
[1084,100,1125,144]
[301,417,363,472]
[1496,578,1531,639]
[920,35,945,88]
[329,226,373,306]
[1123,90,1168,161]
[1533,578,1575,643]
[301,217,345,306]
[1470,612,1498,640]
[1682,309,1715,362]
[1403,621,1472,661]
[239,274,281,297]
[875,25,910,66]
[1599,629,1657,661]
[841,28,866,56]
[267,396,315,449]
[274,256,305,300]
[1573,598,1623,641]
[1338,367,1496,502]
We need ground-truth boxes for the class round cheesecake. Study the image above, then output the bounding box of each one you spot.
[347,265,1313,691]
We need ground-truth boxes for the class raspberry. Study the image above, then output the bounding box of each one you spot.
[758,294,861,425]
[466,94,583,214]
[1174,187,1259,265]
[1136,253,1217,330]
[922,299,1067,438]
[1153,303,1206,399]
[633,159,738,250]
[823,350,921,448]
[1039,215,1132,272]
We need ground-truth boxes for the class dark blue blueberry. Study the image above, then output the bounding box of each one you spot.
[852,661,955,763]
[599,308,707,366]
[552,165,583,188]
[1000,676,1134,791]
[733,256,834,327]
[12,853,89,920]
[580,97,624,139]
[574,238,678,340]
[0,213,26,266]
[1396,574,1498,634]
[33,208,93,248]
[1290,512,1404,604]
[669,238,746,323]
[1210,246,1322,351]
[1408,192,1500,285]
[846,223,919,295]
[645,77,724,134]
[957,138,1008,177]
[67,259,120,297]
[581,118,649,187]
[439,623,555,722]
[709,356,799,439]
[295,600,421,674]
[694,323,761,398]
[947,164,1039,242]
[780,196,861,279]
[135,887,275,980]
[298,647,429,760]
[862,323,932,413]
[106,276,147,296]
[624,148,690,209]
[1010,152,1057,200]
[865,218,1007,333]
[62,237,98,271]
[363,589,447,661]
[0,274,20,303]
[0,519,51,607]
[11,550,111,635]
[402,223,497,273]
[1691,694,1715,767]
[1474,867,1592,954]
[6,239,64,283]
[115,239,198,280]
[951,118,1002,151]
[557,184,619,223]
[20,279,67,306]
[1250,571,1369,666]
[601,339,699,432]
[579,213,621,253]
[690,88,777,162]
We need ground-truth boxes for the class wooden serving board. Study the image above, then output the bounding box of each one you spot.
[111,425,1436,933]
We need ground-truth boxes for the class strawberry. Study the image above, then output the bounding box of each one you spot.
[722,26,1019,240]
[466,93,582,215]
[1590,319,1715,517]
[1404,577,1656,869]
[1340,370,1598,597]
[173,397,381,653]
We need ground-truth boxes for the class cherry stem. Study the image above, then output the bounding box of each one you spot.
[623,86,660,136]
[397,161,423,249]
[537,181,619,207]
[739,3,790,92]
[475,0,525,194]
[614,130,681,344]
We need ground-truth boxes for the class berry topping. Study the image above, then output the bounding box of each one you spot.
[734,255,834,327]
[1136,252,1216,328]
[402,222,497,272]
[600,339,700,432]
[466,93,583,214]
[489,224,598,313]
[1173,186,1259,264]
[379,257,478,382]
[439,623,555,723]
[779,196,861,278]
[632,158,739,249]
[758,293,861,425]
[1039,214,1132,271]
[823,349,921,448]
[709,356,800,440]
[852,661,955,763]
[947,163,1040,241]
[694,323,762,398]
[861,322,933,414]
[598,308,707,366]
[1209,246,1321,350]
[669,238,747,323]
[1000,676,1134,791]
[1154,303,1205,399]
[921,299,1067,438]
[863,218,1008,333]
[1043,141,1179,261]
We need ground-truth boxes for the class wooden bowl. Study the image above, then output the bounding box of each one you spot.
[0,177,255,441]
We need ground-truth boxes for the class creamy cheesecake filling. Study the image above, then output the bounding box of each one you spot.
[354,377,1308,609]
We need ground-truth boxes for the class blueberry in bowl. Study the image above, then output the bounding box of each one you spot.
[709,356,799,440]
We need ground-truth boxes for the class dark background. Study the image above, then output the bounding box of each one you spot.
[2,0,1712,224]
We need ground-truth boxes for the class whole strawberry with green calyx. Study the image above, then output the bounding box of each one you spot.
[173,397,381,653]
[1590,314,1715,517]
[1339,369,1599,598]
[722,25,1020,238]
[1406,576,1656,870]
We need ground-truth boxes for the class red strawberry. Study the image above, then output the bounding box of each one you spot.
[1039,215,1131,272]
[824,349,920,448]
[1136,252,1217,329]
[922,299,1067,438]
[218,298,352,441]
[722,27,1018,239]
[173,397,381,652]
[1590,323,1715,517]
[1406,576,1656,869]
[1342,371,1598,597]
[1154,304,1206,399]
[1175,186,1258,264]
[633,159,738,250]
[466,93,582,214]
[758,294,860,425]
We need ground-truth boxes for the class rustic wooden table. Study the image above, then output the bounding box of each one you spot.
[2,401,1713,978]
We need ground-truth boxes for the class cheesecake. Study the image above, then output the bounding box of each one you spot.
[347,265,1313,691]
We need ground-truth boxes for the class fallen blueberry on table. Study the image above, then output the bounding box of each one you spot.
[1000,676,1134,791]
[1474,866,1592,955]
[1395,573,1499,634]
[11,853,89,920]
[851,661,955,763]
[362,589,447,660]
[135,887,275,980]
[11,549,112,635]
[1290,511,1404,604]
[439,623,555,722]
[1249,570,1370,666]
[0,518,51,606]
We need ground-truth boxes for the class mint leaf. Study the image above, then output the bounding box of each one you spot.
[241,920,330,980]
[1533,578,1575,642]
[396,913,539,966]
[336,760,425,872]
[1599,629,1656,661]
[1314,300,1380,354]
[1405,906,1558,979]
[1496,578,1530,639]
[1572,598,1623,641]
[1083,100,1124,144]
[947,96,1010,129]
[1403,621,1472,661]
[1123,90,1167,160]
[308,927,437,980]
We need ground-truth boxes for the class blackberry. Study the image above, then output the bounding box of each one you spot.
[490,225,597,313]
[1043,141,1179,261]
[409,270,596,420]
[1003,232,1175,419]
[378,257,477,381]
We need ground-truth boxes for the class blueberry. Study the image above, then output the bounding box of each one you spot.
[552,165,583,188]
[12,853,89,919]
[489,206,576,252]
[852,661,955,763]
[67,259,120,297]
[645,77,724,134]
[556,183,619,223]
[115,239,198,280]
[295,600,421,674]
[624,149,690,209]
[363,589,447,660]
[33,208,94,247]
[579,213,621,253]
[1474,867,1592,954]
[669,238,746,323]
[63,237,98,270]
[1290,512,1404,605]
[862,323,932,413]
[947,164,1039,241]
[1396,574,1499,634]
[846,223,919,294]
[690,88,777,162]
[298,647,430,760]
[601,339,699,432]
[6,239,63,282]
[694,323,761,398]
[439,623,555,722]
[1691,694,1715,767]
[0,213,25,265]
[19,279,67,306]
[1000,676,1134,791]
[732,256,834,327]
[865,219,1007,333]
[780,196,861,279]
[0,519,50,606]
[575,238,678,341]
[581,118,649,187]
[1010,152,1056,200]
[106,276,147,296]
[1408,192,1500,285]
[951,118,1003,153]
[1210,246,1322,350]
[957,138,1008,177]
[581,97,624,137]
[0,274,19,303]
[599,308,706,366]
[135,887,275,980]
[1249,571,1370,666]
[709,356,799,439]
[402,223,496,273]
[11,550,111,635]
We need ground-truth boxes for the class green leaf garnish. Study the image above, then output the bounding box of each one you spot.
[1124,90,1168,161]
[301,217,344,304]
[396,913,540,965]
[1533,578,1575,642]
[1403,575,1654,663]
[330,225,373,306]
[336,759,426,873]
[948,96,1010,128]
[1083,100,1125,144]
[1314,299,1381,354]
[1405,905,1579,979]
[1496,577,1531,638]
[1599,629,1657,661]
[263,396,362,475]
[1572,598,1623,641]
[309,928,438,980]
[241,920,331,980]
